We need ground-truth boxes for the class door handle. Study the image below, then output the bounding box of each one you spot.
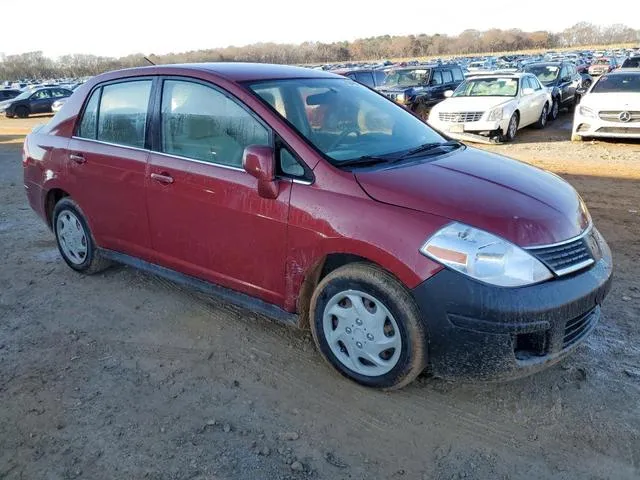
[69,153,85,164]
[150,172,174,185]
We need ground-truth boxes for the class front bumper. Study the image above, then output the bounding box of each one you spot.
[411,233,613,381]
[428,118,508,137]
[573,113,640,139]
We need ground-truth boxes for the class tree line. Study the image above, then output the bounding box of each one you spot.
[1,22,638,81]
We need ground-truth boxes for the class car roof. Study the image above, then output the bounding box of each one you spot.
[99,63,341,83]
[605,68,640,74]
[468,72,529,79]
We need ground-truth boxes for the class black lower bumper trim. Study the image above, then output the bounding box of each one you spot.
[411,235,613,381]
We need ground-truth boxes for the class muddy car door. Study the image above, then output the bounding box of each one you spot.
[145,78,291,306]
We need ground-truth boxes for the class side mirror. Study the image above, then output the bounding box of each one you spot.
[522,87,535,96]
[242,145,278,199]
[444,90,454,98]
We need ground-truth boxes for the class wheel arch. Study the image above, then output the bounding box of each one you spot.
[44,188,70,229]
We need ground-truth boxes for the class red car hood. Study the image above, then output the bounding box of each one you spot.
[355,147,590,247]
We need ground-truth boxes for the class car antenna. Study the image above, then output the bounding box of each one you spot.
[143,56,156,66]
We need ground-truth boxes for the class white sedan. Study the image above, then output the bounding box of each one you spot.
[572,70,640,141]
[428,73,552,143]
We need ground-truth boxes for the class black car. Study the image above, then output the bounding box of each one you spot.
[1,87,73,118]
[375,64,465,119]
[523,62,582,120]
[0,89,21,101]
[621,56,640,69]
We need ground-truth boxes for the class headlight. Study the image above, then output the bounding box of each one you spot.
[579,105,596,118]
[487,107,503,121]
[395,93,406,104]
[420,223,553,287]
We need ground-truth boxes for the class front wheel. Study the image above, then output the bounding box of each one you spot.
[501,113,519,142]
[15,106,29,118]
[310,263,428,390]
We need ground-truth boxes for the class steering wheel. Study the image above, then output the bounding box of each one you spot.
[327,128,361,152]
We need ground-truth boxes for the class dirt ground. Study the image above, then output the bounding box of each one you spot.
[1,113,639,480]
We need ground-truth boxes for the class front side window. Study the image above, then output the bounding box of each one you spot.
[249,78,444,164]
[452,78,519,97]
[160,80,269,167]
[77,88,101,139]
[31,90,51,100]
[431,71,443,86]
[97,80,151,148]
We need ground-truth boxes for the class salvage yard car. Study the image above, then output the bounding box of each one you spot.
[572,69,640,141]
[523,62,583,120]
[1,86,72,118]
[376,64,465,119]
[23,63,612,390]
[428,73,552,142]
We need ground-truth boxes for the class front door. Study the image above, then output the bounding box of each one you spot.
[29,89,53,114]
[66,79,153,259]
[145,78,290,306]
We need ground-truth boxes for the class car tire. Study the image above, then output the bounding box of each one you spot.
[413,103,430,121]
[501,112,519,142]
[309,262,428,390]
[15,106,29,119]
[5,113,15,118]
[53,198,111,274]
[549,98,560,121]
[534,103,549,129]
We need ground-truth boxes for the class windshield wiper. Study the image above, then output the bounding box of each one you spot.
[399,140,462,159]
[337,155,395,168]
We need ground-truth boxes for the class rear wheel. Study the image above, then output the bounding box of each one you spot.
[15,106,29,118]
[53,198,111,274]
[534,103,549,129]
[309,263,428,390]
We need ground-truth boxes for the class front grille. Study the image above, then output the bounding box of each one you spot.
[528,234,594,276]
[598,111,640,123]
[438,111,484,123]
[596,126,640,134]
[563,308,598,348]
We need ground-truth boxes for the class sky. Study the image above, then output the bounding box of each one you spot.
[1,0,638,59]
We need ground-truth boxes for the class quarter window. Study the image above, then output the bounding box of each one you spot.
[160,80,270,167]
[77,88,101,140]
[97,80,151,149]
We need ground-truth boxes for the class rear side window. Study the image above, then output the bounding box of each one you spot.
[354,71,375,88]
[97,80,152,149]
[452,68,464,82]
[77,89,101,139]
[160,80,270,168]
[52,89,69,98]
[442,70,453,84]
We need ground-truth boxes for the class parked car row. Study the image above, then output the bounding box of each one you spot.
[0,77,87,118]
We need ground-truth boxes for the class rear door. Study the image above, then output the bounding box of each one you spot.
[427,70,445,106]
[145,78,291,306]
[66,79,153,259]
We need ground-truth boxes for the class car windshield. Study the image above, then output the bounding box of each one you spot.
[591,74,640,93]
[382,69,431,87]
[525,65,559,85]
[11,90,33,101]
[594,59,610,65]
[248,78,444,164]
[452,78,519,97]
